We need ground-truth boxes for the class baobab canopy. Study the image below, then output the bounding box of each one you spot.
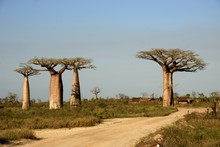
[136,48,206,73]
[136,48,206,107]
[62,57,96,70]
[27,57,96,108]
[15,64,40,77]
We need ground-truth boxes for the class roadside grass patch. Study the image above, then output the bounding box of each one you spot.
[136,112,220,147]
[135,130,162,147]
[0,129,36,142]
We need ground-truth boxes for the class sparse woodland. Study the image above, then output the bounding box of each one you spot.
[1,49,219,146]
[13,49,207,109]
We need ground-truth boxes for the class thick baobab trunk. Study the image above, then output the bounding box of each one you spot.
[169,72,174,106]
[22,76,30,109]
[163,71,170,107]
[70,69,81,106]
[49,74,62,109]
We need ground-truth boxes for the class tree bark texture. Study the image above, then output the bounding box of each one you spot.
[60,74,63,107]
[22,76,30,109]
[163,71,171,107]
[70,69,81,106]
[169,72,174,106]
[49,74,62,109]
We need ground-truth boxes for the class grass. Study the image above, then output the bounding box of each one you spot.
[0,107,101,130]
[0,129,37,144]
[0,98,176,144]
[0,129,36,140]
[0,99,176,129]
[136,111,220,147]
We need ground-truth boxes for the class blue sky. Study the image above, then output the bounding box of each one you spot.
[0,0,220,101]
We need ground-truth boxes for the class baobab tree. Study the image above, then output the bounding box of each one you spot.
[15,64,39,109]
[91,86,101,99]
[28,58,66,109]
[63,57,95,106]
[137,48,206,107]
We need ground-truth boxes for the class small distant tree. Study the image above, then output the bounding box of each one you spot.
[5,92,19,105]
[63,57,96,106]
[150,93,155,98]
[15,64,39,109]
[137,48,206,107]
[91,87,101,99]
[198,92,205,98]
[37,99,42,103]
[186,94,191,97]
[116,93,129,99]
[210,91,220,99]
[29,58,66,109]
[141,92,148,98]
[191,91,197,98]
[30,99,36,105]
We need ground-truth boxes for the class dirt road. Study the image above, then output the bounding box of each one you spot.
[19,108,206,147]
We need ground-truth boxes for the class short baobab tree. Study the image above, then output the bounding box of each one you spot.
[28,58,66,109]
[91,86,101,99]
[15,64,40,109]
[137,48,206,107]
[63,57,95,106]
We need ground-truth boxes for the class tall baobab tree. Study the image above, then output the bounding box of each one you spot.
[28,58,66,109]
[91,86,101,99]
[15,64,39,109]
[63,57,95,106]
[137,48,206,107]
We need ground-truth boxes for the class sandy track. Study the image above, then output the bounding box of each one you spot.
[19,108,206,147]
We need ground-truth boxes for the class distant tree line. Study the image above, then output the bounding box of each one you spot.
[0,92,19,106]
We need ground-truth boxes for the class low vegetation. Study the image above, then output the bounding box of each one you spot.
[0,129,37,144]
[136,111,220,147]
[0,98,176,144]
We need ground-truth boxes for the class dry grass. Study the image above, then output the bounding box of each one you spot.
[0,98,176,145]
[0,129,37,144]
[136,112,220,147]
